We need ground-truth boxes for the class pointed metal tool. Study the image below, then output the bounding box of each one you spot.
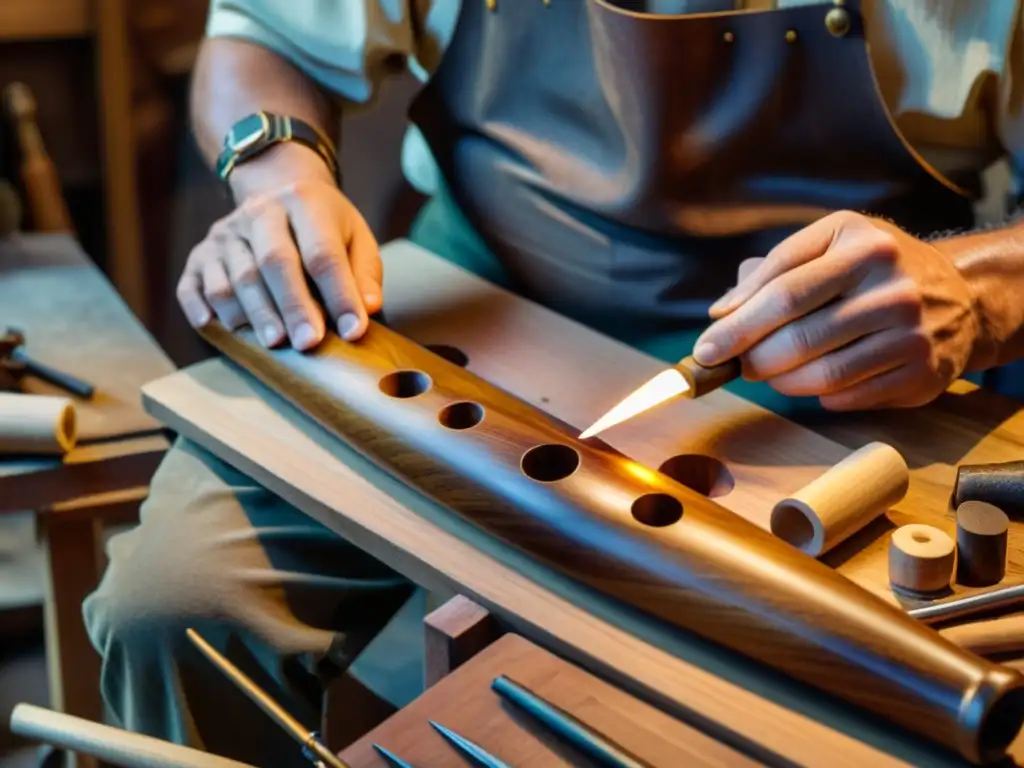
[186,628,350,768]
[578,355,740,440]
[429,721,513,768]
[372,743,419,768]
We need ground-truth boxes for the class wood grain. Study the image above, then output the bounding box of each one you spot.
[342,633,760,768]
[197,316,1024,765]
[144,360,924,768]
[145,239,1024,766]
[424,595,501,687]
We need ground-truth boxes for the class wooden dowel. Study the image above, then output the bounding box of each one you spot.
[941,615,1024,657]
[10,704,255,768]
[770,442,909,557]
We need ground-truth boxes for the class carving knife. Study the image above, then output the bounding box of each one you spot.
[578,355,740,440]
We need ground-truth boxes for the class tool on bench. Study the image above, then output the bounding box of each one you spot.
[185,628,350,768]
[371,743,418,768]
[578,355,739,439]
[492,675,650,768]
[0,327,95,398]
[429,720,513,768]
[908,583,1024,625]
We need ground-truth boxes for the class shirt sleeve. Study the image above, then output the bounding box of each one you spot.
[999,7,1024,202]
[205,0,418,104]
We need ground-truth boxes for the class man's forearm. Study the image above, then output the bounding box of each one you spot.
[190,37,340,198]
[933,221,1024,371]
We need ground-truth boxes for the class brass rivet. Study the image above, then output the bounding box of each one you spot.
[785,29,797,43]
[825,7,851,37]
[486,0,496,9]
[723,31,735,43]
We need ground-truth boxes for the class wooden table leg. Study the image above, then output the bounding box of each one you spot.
[424,595,501,687]
[35,488,146,768]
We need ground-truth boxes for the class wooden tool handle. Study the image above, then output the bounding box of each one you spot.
[0,392,77,455]
[3,82,74,233]
[10,704,255,768]
[675,356,740,398]
[770,442,909,557]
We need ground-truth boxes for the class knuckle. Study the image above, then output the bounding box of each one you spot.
[888,281,924,319]
[814,360,848,393]
[231,264,261,288]
[864,231,900,266]
[203,282,234,303]
[784,323,817,356]
[255,247,290,271]
[303,248,341,280]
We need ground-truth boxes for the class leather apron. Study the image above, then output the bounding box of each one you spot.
[409,0,979,338]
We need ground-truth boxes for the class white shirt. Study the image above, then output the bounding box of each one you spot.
[206,0,1024,201]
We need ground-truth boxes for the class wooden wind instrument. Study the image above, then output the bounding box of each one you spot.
[200,320,1024,765]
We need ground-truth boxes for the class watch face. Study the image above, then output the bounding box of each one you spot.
[230,113,270,153]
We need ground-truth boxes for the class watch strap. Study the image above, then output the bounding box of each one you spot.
[217,112,338,183]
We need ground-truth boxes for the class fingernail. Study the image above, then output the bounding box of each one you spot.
[191,308,212,327]
[259,324,282,347]
[292,323,319,350]
[693,341,721,365]
[362,291,380,307]
[338,313,361,340]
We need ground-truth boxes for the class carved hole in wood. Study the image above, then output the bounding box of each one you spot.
[378,370,432,398]
[657,454,734,498]
[438,401,485,430]
[520,444,580,482]
[912,531,931,544]
[632,494,684,527]
[425,344,469,367]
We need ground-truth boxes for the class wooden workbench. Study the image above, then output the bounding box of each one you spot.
[0,234,174,767]
[142,239,1024,767]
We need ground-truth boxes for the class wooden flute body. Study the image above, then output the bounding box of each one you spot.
[200,321,1024,765]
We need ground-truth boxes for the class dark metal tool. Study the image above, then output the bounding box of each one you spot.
[0,327,95,398]
[491,676,650,768]
[372,743,418,768]
[429,721,513,768]
[185,628,349,768]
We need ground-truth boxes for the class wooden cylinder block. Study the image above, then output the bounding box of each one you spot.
[770,442,909,557]
[889,524,956,595]
[0,392,77,455]
[198,321,1024,766]
[942,616,1024,658]
[957,501,1009,588]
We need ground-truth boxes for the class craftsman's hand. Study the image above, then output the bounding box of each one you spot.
[176,143,382,350]
[693,211,980,410]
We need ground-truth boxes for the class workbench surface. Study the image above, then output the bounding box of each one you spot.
[142,239,1024,767]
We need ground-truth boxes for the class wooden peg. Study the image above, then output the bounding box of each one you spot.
[424,595,500,687]
[889,524,955,596]
[956,501,1009,587]
[770,442,909,557]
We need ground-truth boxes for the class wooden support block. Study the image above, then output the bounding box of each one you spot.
[0,392,77,455]
[888,524,955,596]
[957,501,1009,587]
[424,595,501,687]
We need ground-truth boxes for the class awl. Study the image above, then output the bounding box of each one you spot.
[579,355,740,440]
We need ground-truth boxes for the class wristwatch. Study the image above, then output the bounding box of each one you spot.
[216,111,338,183]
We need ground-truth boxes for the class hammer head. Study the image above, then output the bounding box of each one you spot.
[0,327,27,391]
